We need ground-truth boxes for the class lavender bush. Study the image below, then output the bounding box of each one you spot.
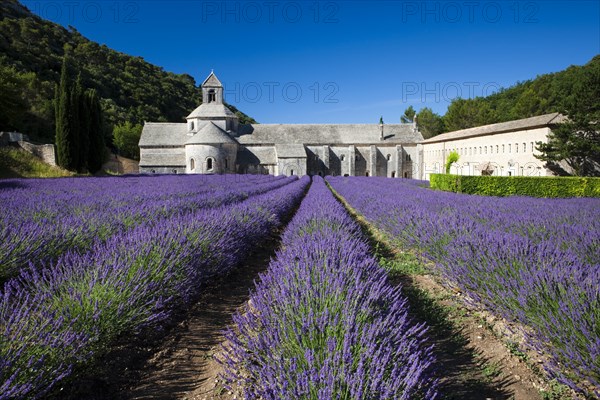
[0,175,309,399]
[328,176,600,396]
[221,176,438,399]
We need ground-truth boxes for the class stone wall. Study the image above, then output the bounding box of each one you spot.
[16,141,57,166]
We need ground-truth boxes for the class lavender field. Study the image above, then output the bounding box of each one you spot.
[1,174,598,399]
[328,176,600,397]
[0,174,308,399]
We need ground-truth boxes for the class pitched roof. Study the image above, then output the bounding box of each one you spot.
[187,103,237,119]
[421,113,565,144]
[275,143,307,158]
[235,124,422,145]
[139,122,190,147]
[185,122,237,145]
[202,71,223,87]
[237,146,277,165]
[139,153,186,167]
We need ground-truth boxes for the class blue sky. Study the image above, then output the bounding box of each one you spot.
[23,0,600,124]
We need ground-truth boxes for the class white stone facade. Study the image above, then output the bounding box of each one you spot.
[417,114,564,180]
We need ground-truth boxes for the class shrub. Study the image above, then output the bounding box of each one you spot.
[430,174,600,198]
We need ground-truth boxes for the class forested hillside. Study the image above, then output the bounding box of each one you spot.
[0,0,256,143]
[408,55,599,138]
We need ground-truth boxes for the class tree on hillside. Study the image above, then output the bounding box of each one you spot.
[416,107,444,139]
[512,87,547,119]
[536,61,600,176]
[443,98,498,132]
[87,89,106,173]
[401,106,416,123]
[0,61,28,131]
[113,122,142,160]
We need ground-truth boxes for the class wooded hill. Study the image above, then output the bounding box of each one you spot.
[0,0,256,144]
[412,55,599,138]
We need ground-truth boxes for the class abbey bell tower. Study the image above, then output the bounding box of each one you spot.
[186,71,239,133]
[202,70,224,105]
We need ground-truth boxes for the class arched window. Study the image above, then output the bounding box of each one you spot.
[190,158,195,171]
[208,89,216,103]
[206,157,214,171]
[404,172,408,178]
[290,169,295,176]
[391,171,396,178]
[340,154,345,161]
[173,169,177,174]
[365,171,369,177]
[387,154,391,161]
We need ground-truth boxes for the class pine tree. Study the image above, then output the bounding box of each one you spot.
[87,89,105,173]
[55,56,72,169]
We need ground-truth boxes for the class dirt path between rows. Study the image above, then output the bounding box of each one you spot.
[122,242,273,400]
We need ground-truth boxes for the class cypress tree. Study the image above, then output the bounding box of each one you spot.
[87,89,105,173]
[69,72,81,171]
[55,56,72,169]
[76,74,90,172]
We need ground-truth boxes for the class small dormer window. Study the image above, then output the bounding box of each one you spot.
[189,121,195,131]
[208,89,216,103]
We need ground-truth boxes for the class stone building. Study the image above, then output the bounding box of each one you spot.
[139,72,423,177]
[417,113,565,180]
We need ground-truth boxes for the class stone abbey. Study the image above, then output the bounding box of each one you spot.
[139,72,560,179]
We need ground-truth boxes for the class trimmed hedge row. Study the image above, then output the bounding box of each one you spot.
[430,174,600,198]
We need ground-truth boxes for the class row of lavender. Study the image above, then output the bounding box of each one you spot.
[327,176,600,396]
[0,175,309,399]
[221,176,438,399]
[0,174,294,282]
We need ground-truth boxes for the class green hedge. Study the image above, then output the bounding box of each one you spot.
[430,174,600,198]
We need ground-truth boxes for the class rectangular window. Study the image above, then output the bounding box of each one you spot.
[523,143,526,153]
[508,144,511,153]
[515,143,518,153]
[496,145,499,153]
[502,144,505,153]
[531,142,534,152]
